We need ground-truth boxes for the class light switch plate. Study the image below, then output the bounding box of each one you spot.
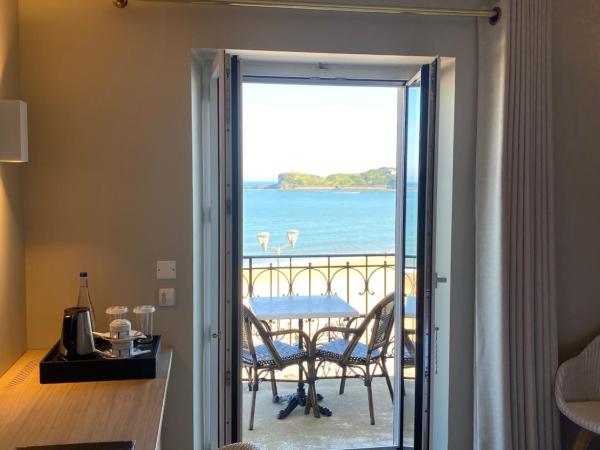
[158,288,176,307]
[156,260,176,279]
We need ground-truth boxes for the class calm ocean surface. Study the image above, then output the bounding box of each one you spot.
[243,184,418,257]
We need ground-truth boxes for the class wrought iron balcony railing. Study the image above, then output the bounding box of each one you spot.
[244,252,415,304]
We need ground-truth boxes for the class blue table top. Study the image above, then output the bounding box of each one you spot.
[404,295,417,317]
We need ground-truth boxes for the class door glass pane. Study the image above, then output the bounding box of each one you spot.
[240,81,400,449]
[402,83,421,449]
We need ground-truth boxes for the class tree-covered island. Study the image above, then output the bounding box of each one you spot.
[271,167,397,190]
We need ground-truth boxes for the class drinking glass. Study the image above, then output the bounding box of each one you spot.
[105,305,129,323]
[133,305,156,345]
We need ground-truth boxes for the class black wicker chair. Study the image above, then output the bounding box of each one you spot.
[312,293,396,425]
[242,305,320,430]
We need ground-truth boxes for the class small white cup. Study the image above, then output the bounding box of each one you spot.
[111,339,134,358]
[109,318,132,340]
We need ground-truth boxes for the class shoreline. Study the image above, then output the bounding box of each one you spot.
[244,186,392,191]
[243,186,416,191]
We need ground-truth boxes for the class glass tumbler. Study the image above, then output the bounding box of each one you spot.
[133,305,156,345]
[105,305,129,323]
[109,318,132,340]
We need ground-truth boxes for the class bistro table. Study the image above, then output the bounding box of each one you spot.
[249,294,360,419]
[405,295,416,318]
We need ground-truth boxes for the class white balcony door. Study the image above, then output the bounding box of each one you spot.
[429,58,455,450]
[413,60,438,450]
[216,51,243,446]
[195,49,243,448]
[400,59,442,450]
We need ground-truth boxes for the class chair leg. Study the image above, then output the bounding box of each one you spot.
[245,366,253,391]
[248,368,259,431]
[339,366,347,395]
[381,360,394,401]
[270,369,278,400]
[572,428,594,450]
[309,380,321,418]
[366,376,375,426]
[304,383,312,415]
[307,362,321,418]
[304,365,312,415]
[305,382,315,415]
[364,365,375,425]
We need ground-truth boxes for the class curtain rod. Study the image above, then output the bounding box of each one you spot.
[112,0,501,24]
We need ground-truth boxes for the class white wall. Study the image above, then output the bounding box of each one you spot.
[18,1,480,448]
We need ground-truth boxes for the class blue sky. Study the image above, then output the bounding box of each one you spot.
[242,82,420,183]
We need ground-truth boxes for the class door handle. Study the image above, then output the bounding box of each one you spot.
[434,326,440,375]
[435,273,447,288]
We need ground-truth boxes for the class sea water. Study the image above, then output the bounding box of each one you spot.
[243,184,418,257]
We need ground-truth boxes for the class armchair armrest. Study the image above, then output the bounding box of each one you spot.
[311,326,361,349]
[555,335,600,403]
[261,320,273,331]
[268,328,313,357]
[345,314,366,328]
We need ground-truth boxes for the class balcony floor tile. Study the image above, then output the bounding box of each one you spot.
[242,377,415,449]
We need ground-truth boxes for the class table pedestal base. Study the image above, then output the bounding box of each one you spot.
[274,384,332,419]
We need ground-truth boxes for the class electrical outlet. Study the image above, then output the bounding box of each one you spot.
[156,260,176,280]
[158,288,176,307]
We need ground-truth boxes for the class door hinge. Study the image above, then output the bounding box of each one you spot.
[202,207,211,225]
[225,198,232,215]
[225,369,232,384]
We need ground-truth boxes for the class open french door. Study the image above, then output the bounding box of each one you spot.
[200,50,442,450]
[199,50,243,448]
[219,51,243,446]
[415,59,438,450]
[400,59,440,450]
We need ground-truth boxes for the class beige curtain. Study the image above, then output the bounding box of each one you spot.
[474,1,560,449]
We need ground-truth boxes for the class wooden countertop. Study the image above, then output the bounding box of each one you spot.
[0,347,172,450]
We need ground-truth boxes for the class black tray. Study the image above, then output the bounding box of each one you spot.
[39,335,161,384]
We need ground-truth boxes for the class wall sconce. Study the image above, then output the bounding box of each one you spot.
[0,100,28,163]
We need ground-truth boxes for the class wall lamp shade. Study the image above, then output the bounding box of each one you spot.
[0,100,28,163]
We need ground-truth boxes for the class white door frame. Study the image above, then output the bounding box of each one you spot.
[193,49,240,449]
[194,49,447,450]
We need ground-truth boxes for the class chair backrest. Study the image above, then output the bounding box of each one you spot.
[341,293,395,364]
[402,328,417,366]
[242,305,284,368]
[556,334,600,407]
[369,294,396,352]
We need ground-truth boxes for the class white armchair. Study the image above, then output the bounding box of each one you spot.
[556,335,600,450]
